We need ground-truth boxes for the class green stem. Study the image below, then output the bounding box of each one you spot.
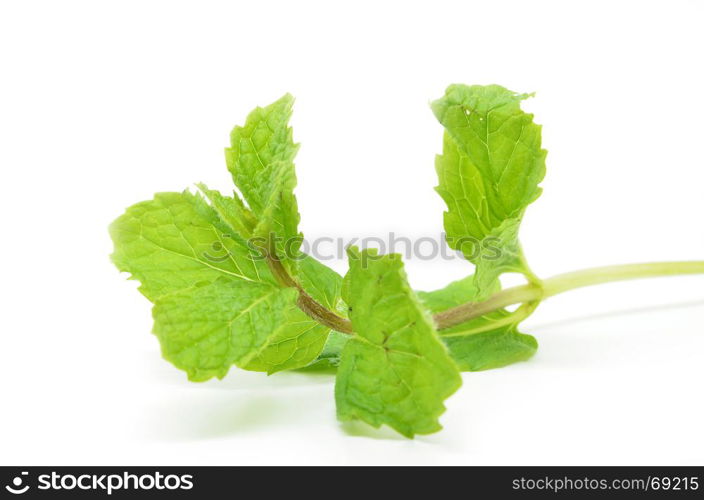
[439,302,537,337]
[264,247,354,334]
[540,261,704,297]
[517,245,542,287]
[433,261,704,330]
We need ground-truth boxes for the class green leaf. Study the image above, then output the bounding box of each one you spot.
[152,279,330,379]
[302,331,351,370]
[150,255,345,379]
[196,183,257,239]
[109,191,274,302]
[418,275,538,371]
[226,94,302,265]
[432,84,546,296]
[335,248,462,437]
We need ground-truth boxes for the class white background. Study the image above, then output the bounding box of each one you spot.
[1,0,703,465]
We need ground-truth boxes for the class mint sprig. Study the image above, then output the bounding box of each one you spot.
[110,85,704,437]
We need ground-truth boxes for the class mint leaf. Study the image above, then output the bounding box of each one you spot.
[226,94,302,266]
[419,275,538,371]
[302,331,351,370]
[150,253,345,379]
[432,84,546,296]
[152,279,330,379]
[196,183,257,239]
[335,248,462,437]
[109,191,274,302]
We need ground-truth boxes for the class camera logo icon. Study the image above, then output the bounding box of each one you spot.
[5,472,29,495]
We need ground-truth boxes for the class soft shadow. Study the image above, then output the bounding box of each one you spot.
[146,389,332,442]
[339,420,409,441]
[147,356,335,391]
[530,300,704,332]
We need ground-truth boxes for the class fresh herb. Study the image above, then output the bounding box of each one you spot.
[110,85,704,437]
